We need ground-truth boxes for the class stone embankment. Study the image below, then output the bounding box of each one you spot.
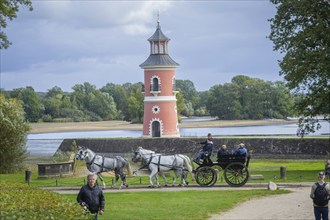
[58,137,329,159]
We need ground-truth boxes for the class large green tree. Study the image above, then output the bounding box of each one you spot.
[269,0,330,134]
[0,0,33,49]
[207,75,294,120]
[0,94,29,173]
[10,87,43,122]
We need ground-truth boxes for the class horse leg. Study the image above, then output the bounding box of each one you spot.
[172,170,179,186]
[149,169,158,187]
[98,173,106,189]
[114,173,120,187]
[118,170,127,190]
[159,171,168,186]
[182,170,189,186]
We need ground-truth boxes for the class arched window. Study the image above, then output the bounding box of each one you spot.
[152,77,159,91]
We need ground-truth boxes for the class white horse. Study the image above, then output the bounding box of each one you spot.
[76,146,132,189]
[132,146,193,187]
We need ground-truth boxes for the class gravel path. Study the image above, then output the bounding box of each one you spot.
[208,187,313,220]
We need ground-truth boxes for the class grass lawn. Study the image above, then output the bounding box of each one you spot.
[63,189,289,220]
[1,159,326,188]
[0,158,320,219]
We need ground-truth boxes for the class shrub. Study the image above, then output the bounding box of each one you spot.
[42,114,53,122]
[0,182,91,220]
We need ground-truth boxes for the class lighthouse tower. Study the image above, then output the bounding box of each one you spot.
[140,19,180,137]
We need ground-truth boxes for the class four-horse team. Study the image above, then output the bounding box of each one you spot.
[75,141,250,189]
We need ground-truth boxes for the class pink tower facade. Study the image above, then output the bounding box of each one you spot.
[140,20,180,137]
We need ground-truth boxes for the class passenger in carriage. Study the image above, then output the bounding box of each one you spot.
[234,143,248,156]
[194,133,214,163]
[217,145,230,157]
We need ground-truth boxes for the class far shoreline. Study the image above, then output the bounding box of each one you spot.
[29,119,298,134]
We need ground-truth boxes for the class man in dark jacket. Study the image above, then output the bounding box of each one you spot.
[77,173,105,220]
[194,133,214,163]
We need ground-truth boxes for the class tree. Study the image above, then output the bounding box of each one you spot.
[0,0,33,49]
[176,80,199,109]
[207,75,294,120]
[10,87,43,122]
[126,83,144,123]
[0,94,30,173]
[175,90,185,120]
[269,0,330,134]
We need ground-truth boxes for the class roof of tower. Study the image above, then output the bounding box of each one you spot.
[140,54,179,68]
[148,21,170,42]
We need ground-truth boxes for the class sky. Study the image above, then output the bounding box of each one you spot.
[0,0,284,92]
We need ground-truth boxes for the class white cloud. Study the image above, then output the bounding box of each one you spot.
[1,1,284,92]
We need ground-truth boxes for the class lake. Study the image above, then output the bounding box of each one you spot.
[27,120,329,156]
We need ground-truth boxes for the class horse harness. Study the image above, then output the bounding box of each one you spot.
[86,155,118,173]
[139,154,187,172]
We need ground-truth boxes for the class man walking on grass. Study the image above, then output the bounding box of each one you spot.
[77,173,105,220]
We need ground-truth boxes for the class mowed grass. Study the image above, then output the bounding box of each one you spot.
[0,158,319,219]
[247,158,327,183]
[63,189,289,220]
[1,159,326,187]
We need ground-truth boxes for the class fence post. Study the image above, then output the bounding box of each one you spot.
[25,169,31,185]
[280,166,286,179]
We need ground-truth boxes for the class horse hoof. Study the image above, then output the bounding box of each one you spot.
[126,184,129,188]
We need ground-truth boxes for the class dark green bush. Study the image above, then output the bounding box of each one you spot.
[0,182,91,220]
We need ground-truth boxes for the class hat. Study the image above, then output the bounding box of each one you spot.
[319,172,325,177]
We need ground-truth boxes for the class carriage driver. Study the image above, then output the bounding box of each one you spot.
[194,133,214,163]
[77,173,105,220]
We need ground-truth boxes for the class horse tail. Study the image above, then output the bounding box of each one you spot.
[183,155,195,181]
[125,159,133,176]
[182,155,193,173]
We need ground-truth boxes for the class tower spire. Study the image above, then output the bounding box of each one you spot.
[157,10,160,28]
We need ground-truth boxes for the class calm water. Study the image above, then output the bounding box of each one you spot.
[27,121,329,156]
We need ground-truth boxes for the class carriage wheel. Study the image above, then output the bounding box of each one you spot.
[224,162,249,187]
[195,166,217,187]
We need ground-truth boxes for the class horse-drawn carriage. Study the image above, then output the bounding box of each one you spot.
[193,153,251,187]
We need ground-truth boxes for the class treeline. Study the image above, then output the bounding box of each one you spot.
[1,75,296,123]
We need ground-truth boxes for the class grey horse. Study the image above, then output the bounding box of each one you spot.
[76,146,132,189]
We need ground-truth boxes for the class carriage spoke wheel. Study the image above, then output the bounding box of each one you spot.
[224,162,249,187]
[195,166,217,187]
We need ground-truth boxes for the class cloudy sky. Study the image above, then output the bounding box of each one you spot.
[1,1,283,92]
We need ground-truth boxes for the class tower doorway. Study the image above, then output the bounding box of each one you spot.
[152,121,161,137]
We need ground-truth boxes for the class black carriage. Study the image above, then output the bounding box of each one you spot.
[193,153,251,187]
